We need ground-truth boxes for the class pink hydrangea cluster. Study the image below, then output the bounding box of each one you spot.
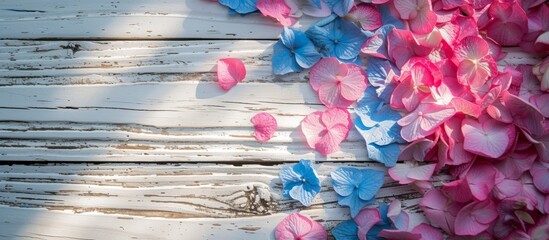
[215,0,549,239]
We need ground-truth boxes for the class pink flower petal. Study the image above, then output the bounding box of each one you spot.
[275,213,327,240]
[502,92,545,136]
[348,3,382,31]
[389,162,436,184]
[217,58,246,91]
[257,0,296,26]
[378,230,421,240]
[300,108,351,156]
[420,189,463,234]
[309,57,345,91]
[251,112,277,142]
[340,64,368,101]
[461,117,516,159]
[465,161,497,201]
[454,200,498,236]
[411,223,443,240]
[398,103,455,142]
[442,178,474,203]
[354,208,382,240]
[485,1,528,46]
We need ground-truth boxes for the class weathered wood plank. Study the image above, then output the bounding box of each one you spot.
[0,40,542,86]
[0,163,437,239]
[0,0,315,40]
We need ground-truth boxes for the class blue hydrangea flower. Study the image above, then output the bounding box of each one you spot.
[218,0,258,14]
[306,17,367,63]
[323,0,354,17]
[331,167,384,217]
[279,159,321,206]
[273,27,321,75]
[354,87,402,167]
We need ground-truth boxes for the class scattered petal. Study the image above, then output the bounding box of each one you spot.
[251,112,277,142]
[217,58,246,91]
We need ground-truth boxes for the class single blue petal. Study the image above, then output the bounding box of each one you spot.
[378,203,390,225]
[331,167,363,197]
[338,190,375,217]
[366,143,400,167]
[366,58,394,88]
[281,27,296,48]
[272,41,302,75]
[324,0,354,17]
[332,220,360,240]
[288,182,320,206]
[295,43,321,68]
[357,169,384,201]
[377,83,396,104]
[366,223,393,240]
[282,181,300,198]
[337,20,368,60]
[296,160,320,186]
[306,25,336,58]
[378,4,404,29]
[355,87,384,127]
[218,0,258,14]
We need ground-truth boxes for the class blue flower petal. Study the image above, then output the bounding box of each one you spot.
[295,43,321,69]
[272,41,302,75]
[332,220,359,240]
[356,107,402,146]
[324,0,354,17]
[279,160,321,206]
[331,167,363,197]
[355,87,384,126]
[366,223,394,240]
[338,191,375,217]
[357,169,384,200]
[378,4,404,29]
[378,203,390,225]
[307,18,366,62]
[366,143,400,167]
[218,0,258,14]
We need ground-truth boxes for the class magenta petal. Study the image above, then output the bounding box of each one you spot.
[251,112,277,142]
[378,230,421,240]
[300,108,351,156]
[354,207,382,240]
[465,161,497,201]
[348,3,382,31]
[454,200,497,236]
[217,58,246,91]
[420,189,461,234]
[411,223,443,240]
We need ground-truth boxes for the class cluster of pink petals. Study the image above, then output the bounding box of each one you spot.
[384,0,549,238]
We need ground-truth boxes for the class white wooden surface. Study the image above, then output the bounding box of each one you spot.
[0,1,543,239]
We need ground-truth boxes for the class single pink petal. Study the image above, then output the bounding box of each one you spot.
[309,57,345,91]
[486,100,513,123]
[300,111,325,150]
[485,1,528,46]
[389,162,436,184]
[465,161,497,201]
[315,124,348,156]
[461,117,516,159]
[318,82,354,108]
[530,94,549,118]
[442,178,474,203]
[494,178,522,200]
[275,213,313,239]
[354,208,382,240]
[257,0,296,26]
[387,29,417,68]
[494,151,537,179]
[450,97,481,118]
[339,64,367,101]
[321,108,352,130]
[398,103,455,142]
[411,223,443,240]
[454,200,498,236]
[217,58,246,91]
[251,112,277,142]
[532,167,549,194]
[398,138,434,161]
[378,230,421,240]
[348,3,382,31]
[502,92,545,136]
[409,8,437,34]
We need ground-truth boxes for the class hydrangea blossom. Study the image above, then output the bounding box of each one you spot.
[275,212,327,240]
[279,160,321,206]
[330,167,384,217]
[300,108,352,156]
[309,57,367,108]
[273,27,321,75]
[306,17,367,63]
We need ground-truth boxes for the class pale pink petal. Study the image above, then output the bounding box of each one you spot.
[532,167,549,194]
[275,213,313,239]
[348,3,382,31]
[454,200,497,236]
[411,223,443,240]
[398,103,455,142]
[321,108,352,130]
[354,208,382,240]
[494,151,537,179]
[420,189,462,234]
[251,112,278,142]
[409,8,437,34]
[257,0,296,26]
[465,161,497,201]
[530,94,549,118]
[300,111,325,149]
[461,117,516,159]
[502,92,545,136]
[309,57,345,91]
[217,58,246,91]
[389,162,436,185]
[339,64,367,101]
[494,178,522,200]
[318,82,353,108]
[315,124,348,156]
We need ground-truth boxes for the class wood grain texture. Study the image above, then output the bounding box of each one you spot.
[0,163,441,239]
[0,0,316,40]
